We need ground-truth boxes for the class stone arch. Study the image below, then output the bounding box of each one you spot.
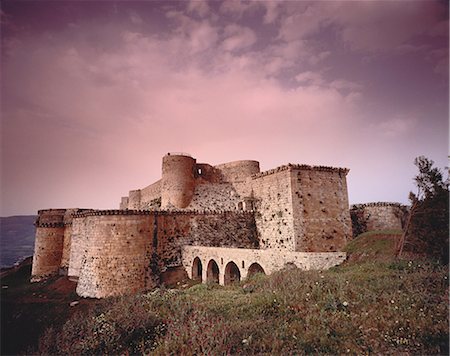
[206,259,220,284]
[192,257,202,281]
[247,262,265,276]
[224,261,241,285]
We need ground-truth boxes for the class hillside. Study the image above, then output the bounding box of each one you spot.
[0,215,36,268]
[1,234,448,355]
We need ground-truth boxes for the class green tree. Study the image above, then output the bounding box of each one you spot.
[396,156,449,263]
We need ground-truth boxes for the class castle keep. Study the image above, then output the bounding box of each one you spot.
[32,153,353,298]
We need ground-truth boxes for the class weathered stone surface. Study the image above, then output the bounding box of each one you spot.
[350,202,406,236]
[182,245,346,285]
[32,153,356,297]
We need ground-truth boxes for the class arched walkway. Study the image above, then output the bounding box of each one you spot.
[224,261,241,285]
[248,262,265,276]
[206,259,220,283]
[192,257,202,281]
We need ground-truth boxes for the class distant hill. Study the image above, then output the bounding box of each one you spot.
[0,216,37,268]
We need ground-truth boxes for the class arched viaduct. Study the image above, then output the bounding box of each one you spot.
[182,246,346,286]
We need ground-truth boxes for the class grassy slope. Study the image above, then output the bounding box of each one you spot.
[344,229,403,262]
[3,233,449,355]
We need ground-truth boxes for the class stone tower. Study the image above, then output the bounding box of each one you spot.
[161,153,196,209]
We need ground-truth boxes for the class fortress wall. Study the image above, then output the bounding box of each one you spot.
[120,197,129,210]
[350,203,404,236]
[31,226,65,281]
[60,209,90,273]
[292,168,351,252]
[155,211,258,275]
[140,180,162,209]
[251,169,296,250]
[31,209,67,281]
[76,214,154,298]
[195,163,223,183]
[128,190,141,210]
[37,209,66,224]
[68,216,89,279]
[161,154,196,209]
[187,183,241,210]
[61,224,72,272]
[215,160,260,183]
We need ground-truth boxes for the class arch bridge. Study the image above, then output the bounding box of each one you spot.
[182,246,346,286]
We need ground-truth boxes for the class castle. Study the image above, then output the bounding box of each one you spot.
[31,153,403,298]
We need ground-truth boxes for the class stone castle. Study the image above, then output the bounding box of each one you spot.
[31,153,403,298]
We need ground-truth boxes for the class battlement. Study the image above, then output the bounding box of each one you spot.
[252,164,349,180]
[351,202,404,209]
[73,209,255,218]
[165,152,193,158]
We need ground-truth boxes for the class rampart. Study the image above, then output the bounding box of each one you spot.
[32,209,88,281]
[68,209,258,298]
[350,202,406,237]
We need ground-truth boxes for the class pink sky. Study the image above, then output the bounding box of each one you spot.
[1,0,448,216]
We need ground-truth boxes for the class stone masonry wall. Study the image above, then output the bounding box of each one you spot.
[128,190,141,209]
[75,213,155,298]
[31,209,66,281]
[215,160,260,183]
[350,202,405,236]
[251,169,295,250]
[61,224,72,273]
[60,209,92,274]
[156,211,258,274]
[68,216,89,279]
[69,210,258,297]
[31,226,65,281]
[120,197,129,210]
[187,183,241,211]
[292,167,351,252]
[140,180,162,208]
[182,245,346,284]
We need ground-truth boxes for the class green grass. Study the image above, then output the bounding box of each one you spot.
[344,230,402,260]
[37,259,448,355]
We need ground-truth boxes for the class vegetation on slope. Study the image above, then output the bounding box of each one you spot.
[2,226,448,355]
[34,259,448,355]
[344,229,402,263]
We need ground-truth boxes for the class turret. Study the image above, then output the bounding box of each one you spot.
[31,209,66,281]
[161,153,196,209]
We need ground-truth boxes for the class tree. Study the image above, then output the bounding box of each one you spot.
[396,156,449,263]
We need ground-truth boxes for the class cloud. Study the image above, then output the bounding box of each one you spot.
[219,0,252,18]
[129,11,143,25]
[377,117,417,138]
[222,24,256,51]
[295,71,324,86]
[277,1,447,52]
[187,0,210,17]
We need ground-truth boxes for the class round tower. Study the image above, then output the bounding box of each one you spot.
[31,209,66,282]
[161,153,196,209]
